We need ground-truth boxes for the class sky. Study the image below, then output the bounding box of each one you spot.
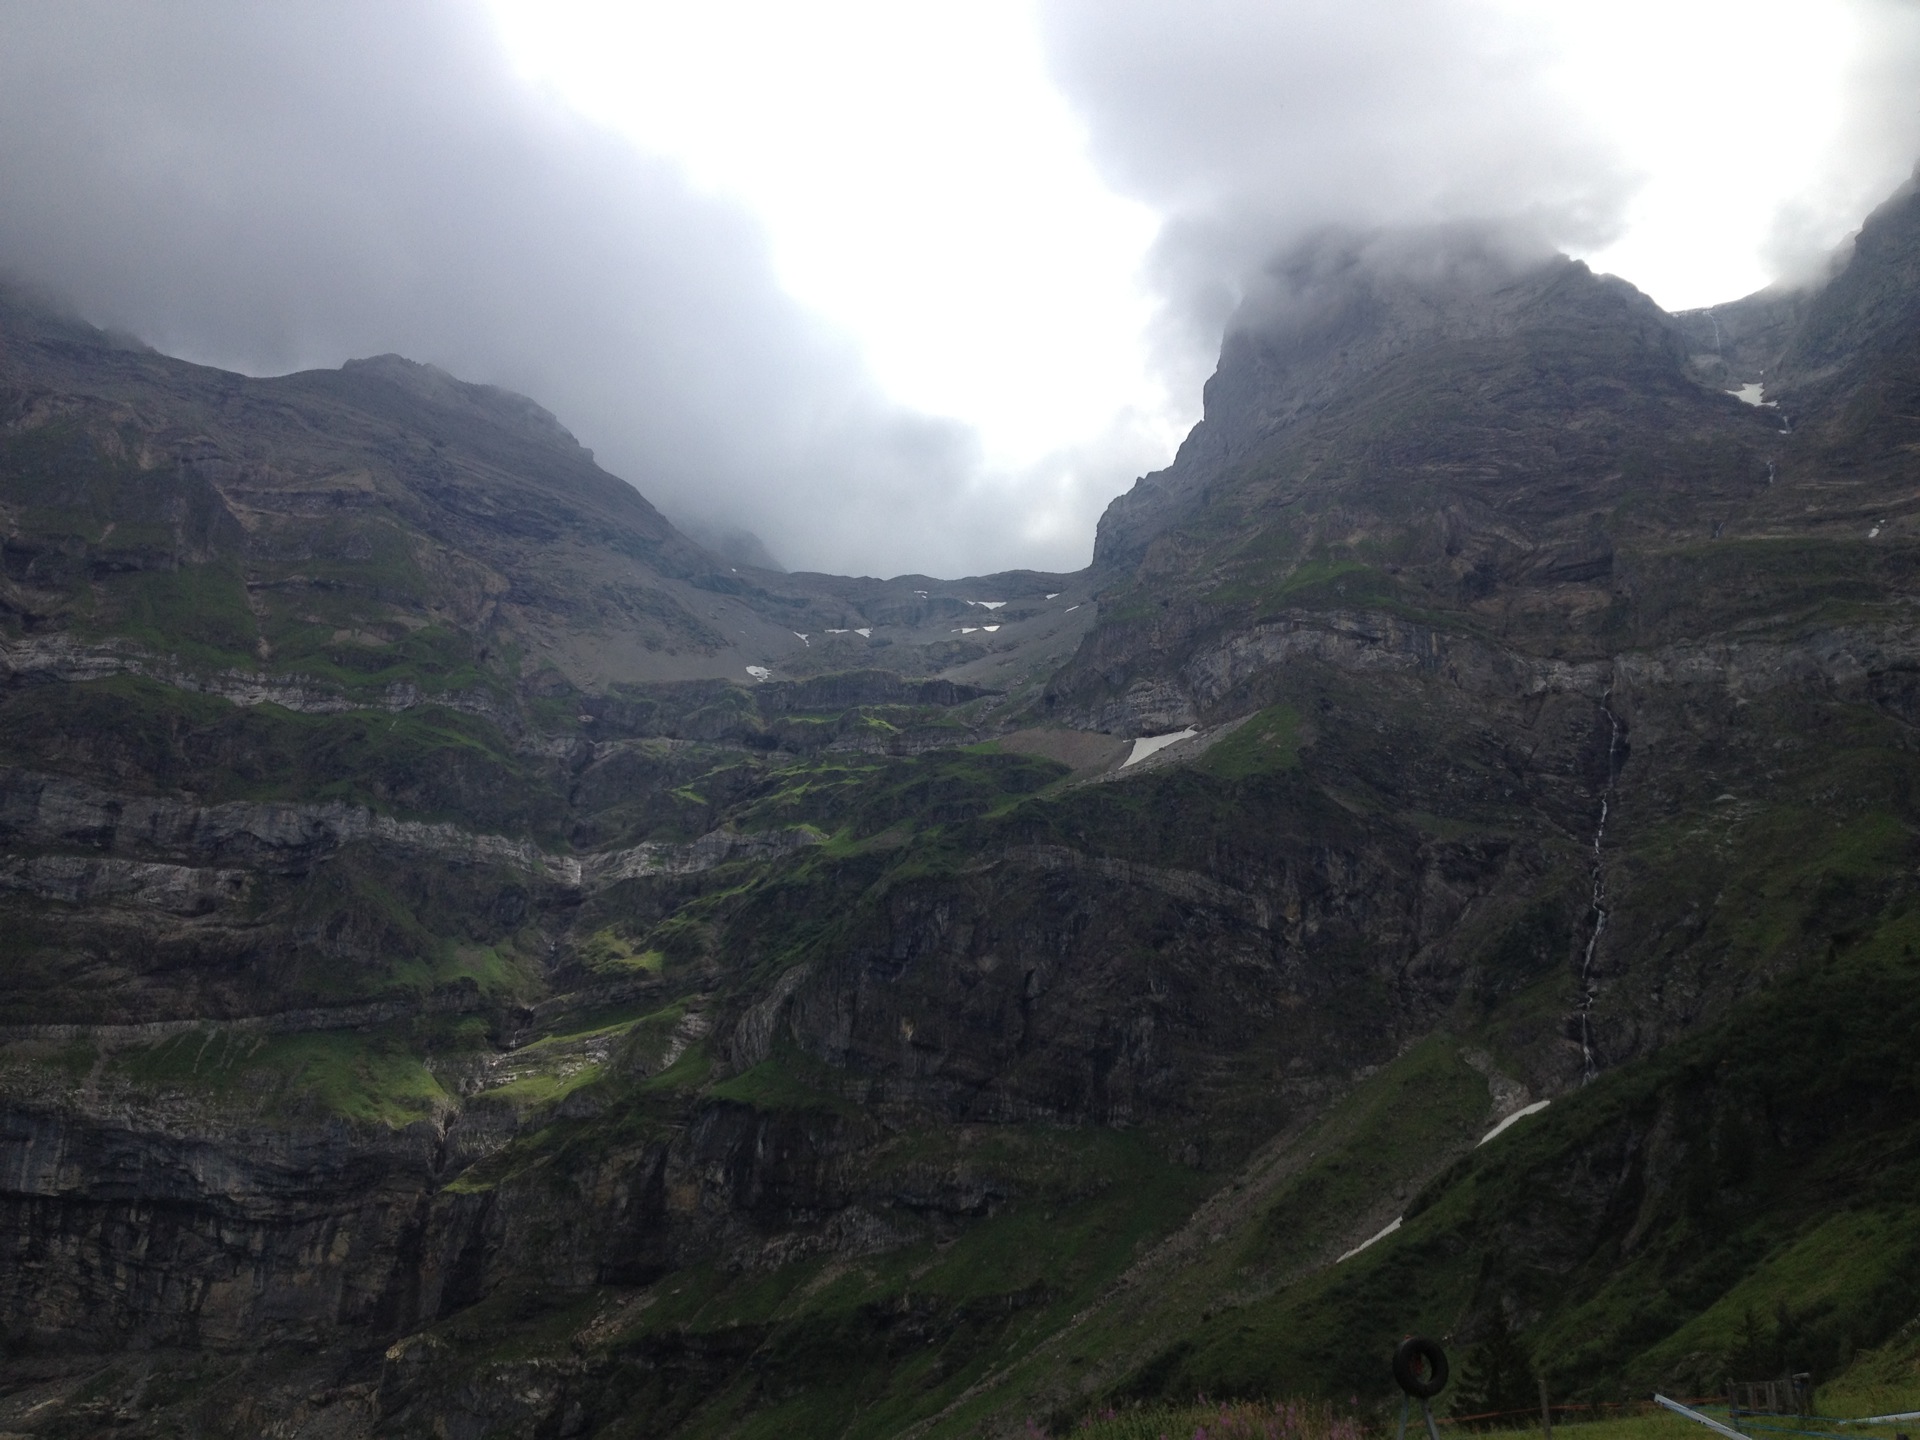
[0,1,1916,578]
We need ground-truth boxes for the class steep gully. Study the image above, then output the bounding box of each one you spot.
[1578,683,1625,1082]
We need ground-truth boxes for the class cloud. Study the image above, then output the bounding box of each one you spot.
[1759,0,1920,288]
[1037,0,1634,394]
[6,3,1913,581]
[1040,0,1920,350]
[0,0,1060,578]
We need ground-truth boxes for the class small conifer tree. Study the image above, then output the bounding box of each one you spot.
[1451,1306,1538,1428]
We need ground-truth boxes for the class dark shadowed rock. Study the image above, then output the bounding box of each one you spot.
[4,170,1920,1437]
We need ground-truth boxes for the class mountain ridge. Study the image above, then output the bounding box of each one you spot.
[2,175,1920,1437]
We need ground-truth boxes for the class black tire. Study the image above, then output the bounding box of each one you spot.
[1393,1336,1449,1398]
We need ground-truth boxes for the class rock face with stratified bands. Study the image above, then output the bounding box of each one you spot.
[1,175,1919,1438]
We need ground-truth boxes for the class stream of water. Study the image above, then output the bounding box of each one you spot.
[1576,689,1624,1082]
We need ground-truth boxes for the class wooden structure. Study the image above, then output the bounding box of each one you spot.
[1728,1375,1812,1419]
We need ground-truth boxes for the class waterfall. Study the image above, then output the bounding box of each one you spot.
[1576,690,1623,1082]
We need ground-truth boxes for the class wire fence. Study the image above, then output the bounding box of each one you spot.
[1436,1403,1920,1435]
[1436,1400,1729,1428]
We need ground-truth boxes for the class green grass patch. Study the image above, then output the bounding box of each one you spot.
[638,1040,713,1093]
[1382,924,1920,1403]
[113,1026,453,1126]
[1631,1208,1920,1386]
[1070,1396,1366,1440]
[556,1126,1213,1440]
[479,1060,605,1109]
[258,610,504,699]
[1626,538,1920,645]
[1822,1316,1920,1420]
[1208,552,1382,612]
[1202,704,1304,780]
[579,927,664,976]
[0,675,566,837]
[89,561,258,666]
[1237,1033,1492,1275]
[731,749,1066,837]
[707,1052,860,1118]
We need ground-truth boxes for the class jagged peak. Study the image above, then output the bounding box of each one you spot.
[336,351,586,457]
[1195,228,1668,464]
[1232,220,1574,333]
[1772,161,1920,398]
[1092,224,1681,569]
[0,277,160,364]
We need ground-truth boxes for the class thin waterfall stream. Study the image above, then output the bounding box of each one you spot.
[1576,688,1624,1082]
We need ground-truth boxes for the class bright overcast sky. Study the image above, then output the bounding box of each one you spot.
[488,0,1920,480]
[490,1,1166,473]
[1,1,1916,577]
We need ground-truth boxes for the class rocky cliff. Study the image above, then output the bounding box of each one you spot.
[2,176,1919,1439]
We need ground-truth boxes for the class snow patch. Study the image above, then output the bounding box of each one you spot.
[1045,592,1060,600]
[1729,383,1776,407]
[983,624,999,632]
[745,666,771,682]
[965,600,1007,610]
[1336,1216,1401,1264]
[826,628,848,634]
[855,627,872,638]
[1123,727,1199,766]
[1869,525,1882,539]
[1477,1098,1551,1147]
[793,632,810,646]
[1064,604,1079,613]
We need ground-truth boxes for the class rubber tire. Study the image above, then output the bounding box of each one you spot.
[1393,1336,1449,1399]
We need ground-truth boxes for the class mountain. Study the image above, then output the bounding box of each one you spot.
[0,283,1099,705]
[2,174,1919,1439]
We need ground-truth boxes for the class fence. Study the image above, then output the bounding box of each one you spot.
[1436,1399,1729,1429]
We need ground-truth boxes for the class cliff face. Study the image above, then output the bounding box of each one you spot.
[3,179,1920,1438]
[1093,232,1691,574]
[0,291,1092,696]
[1772,171,1920,478]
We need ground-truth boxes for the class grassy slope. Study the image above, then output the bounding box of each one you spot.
[7,641,1919,1438]
[1110,932,1920,1412]
[194,656,1904,1436]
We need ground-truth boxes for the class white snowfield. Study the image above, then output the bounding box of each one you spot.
[965,600,1007,610]
[983,625,1000,632]
[1729,383,1775,408]
[745,665,771,681]
[1123,727,1198,766]
[1477,1098,1551,1147]
[1336,1216,1401,1264]
[855,627,872,638]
